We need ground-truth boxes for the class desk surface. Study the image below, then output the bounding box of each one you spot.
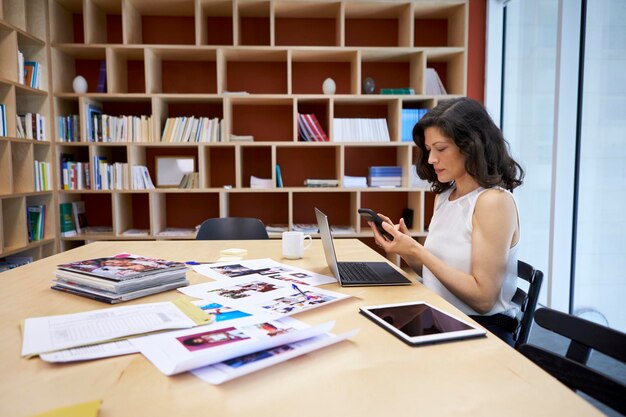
[0,240,601,417]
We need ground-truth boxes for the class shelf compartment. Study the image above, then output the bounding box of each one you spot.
[124,0,196,45]
[228,191,288,226]
[50,0,85,44]
[147,48,217,94]
[198,0,234,46]
[114,192,151,236]
[0,27,18,81]
[154,97,223,142]
[3,0,46,39]
[11,141,34,193]
[344,2,412,47]
[426,50,465,96]
[58,144,90,190]
[292,191,353,227]
[223,49,288,94]
[0,84,16,137]
[332,98,399,142]
[296,98,330,141]
[237,0,271,46]
[360,190,423,233]
[414,2,466,48]
[240,145,272,188]
[203,146,236,188]
[344,145,408,183]
[276,146,340,188]
[55,97,81,142]
[360,50,424,95]
[0,141,12,194]
[108,47,145,93]
[2,197,28,251]
[59,192,114,236]
[152,192,219,236]
[291,50,357,95]
[33,142,53,191]
[85,0,123,44]
[17,31,49,91]
[52,46,107,94]
[16,89,50,140]
[144,146,199,189]
[274,2,341,47]
[229,98,293,142]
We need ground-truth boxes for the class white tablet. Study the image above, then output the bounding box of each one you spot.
[359,301,486,346]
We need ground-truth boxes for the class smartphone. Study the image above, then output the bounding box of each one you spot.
[358,208,394,241]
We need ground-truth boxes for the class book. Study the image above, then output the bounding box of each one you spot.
[59,203,76,237]
[250,176,273,189]
[51,280,189,304]
[72,201,88,234]
[0,104,6,136]
[379,88,415,95]
[27,204,45,241]
[275,165,283,188]
[57,253,188,281]
[96,60,107,93]
[425,68,447,95]
[304,178,339,187]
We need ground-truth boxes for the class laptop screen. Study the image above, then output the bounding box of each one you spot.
[314,208,341,280]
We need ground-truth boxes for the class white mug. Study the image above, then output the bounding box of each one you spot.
[282,231,312,259]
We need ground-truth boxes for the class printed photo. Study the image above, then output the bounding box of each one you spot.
[210,264,254,277]
[264,274,308,286]
[258,266,293,276]
[195,302,252,322]
[261,291,337,314]
[208,280,280,300]
[177,327,249,352]
[255,321,294,337]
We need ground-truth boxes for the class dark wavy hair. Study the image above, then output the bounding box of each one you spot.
[413,97,524,194]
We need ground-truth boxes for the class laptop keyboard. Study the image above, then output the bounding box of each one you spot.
[338,262,384,283]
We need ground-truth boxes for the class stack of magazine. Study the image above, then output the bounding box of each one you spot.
[52,253,189,303]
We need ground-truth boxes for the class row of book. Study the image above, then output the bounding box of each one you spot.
[368,166,402,187]
[57,114,81,142]
[59,201,90,237]
[88,113,154,143]
[17,51,42,89]
[0,104,6,136]
[34,160,52,191]
[92,158,155,190]
[16,113,46,140]
[161,116,223,143]
[401,108,429,141]
[27,204,46,242]
[298,113,328,142]
[332,118,390,142]
[61,153,91,190]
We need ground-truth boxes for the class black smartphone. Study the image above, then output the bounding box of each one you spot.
[358,208,394,241]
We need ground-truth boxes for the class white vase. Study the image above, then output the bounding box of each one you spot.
[72,76,88,94]
[322,77,336,95]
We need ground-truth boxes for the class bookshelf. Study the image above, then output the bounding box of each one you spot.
[0,0,56,265]
[1,0,468,262]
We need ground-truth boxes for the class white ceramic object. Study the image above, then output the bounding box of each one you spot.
[322,77,336,95]
[282,231,313,259]
[72,75,88,93]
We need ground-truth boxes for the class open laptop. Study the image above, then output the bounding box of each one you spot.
[315,208,412,286]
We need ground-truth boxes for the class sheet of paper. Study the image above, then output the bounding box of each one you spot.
[191,258,337,286]
[132,317,335,375]
[29,400,101,417]
[39,340,138,363]
[22,301,200,357]
[192,329,359,384]
[179,275,350,317]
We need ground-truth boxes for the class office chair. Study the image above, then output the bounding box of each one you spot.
[512,260,544,349]
[518,308,626,415]
[195,217,269,240]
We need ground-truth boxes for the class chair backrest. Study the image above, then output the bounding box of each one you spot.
[512,260,544,349]
[518,308,626,415]
[195,217,269,240]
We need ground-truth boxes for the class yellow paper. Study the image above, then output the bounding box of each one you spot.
[30,400,101,417]
[173,298,213,325]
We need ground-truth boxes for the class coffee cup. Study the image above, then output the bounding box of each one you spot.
[282,231,313,259]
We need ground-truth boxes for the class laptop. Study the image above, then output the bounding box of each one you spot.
[314,208,412,286]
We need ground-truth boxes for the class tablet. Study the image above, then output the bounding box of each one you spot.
[359,301,486,346]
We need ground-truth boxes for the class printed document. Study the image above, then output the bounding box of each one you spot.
[39,340,138,363]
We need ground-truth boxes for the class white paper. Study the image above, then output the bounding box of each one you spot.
[21,301,198,357]
[192,329,359,384]
[39,340,138,363]
[132,318,335,375]
[189,258,336,286]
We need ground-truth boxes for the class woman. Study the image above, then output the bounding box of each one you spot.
[369,97,524,346]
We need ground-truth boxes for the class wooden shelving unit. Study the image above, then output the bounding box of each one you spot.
[1,0,468,262]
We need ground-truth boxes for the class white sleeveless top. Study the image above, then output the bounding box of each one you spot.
[422,186,519,317]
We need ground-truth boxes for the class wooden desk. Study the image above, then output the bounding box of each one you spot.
[0,240,601,417]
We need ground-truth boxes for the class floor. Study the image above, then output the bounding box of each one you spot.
[526,321,626,417]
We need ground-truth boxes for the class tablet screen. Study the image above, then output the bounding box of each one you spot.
[366,303,473,337]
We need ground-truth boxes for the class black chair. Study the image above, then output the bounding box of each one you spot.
[512,260,544,349]
[195,217,269,240]
[518,308,626,415]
